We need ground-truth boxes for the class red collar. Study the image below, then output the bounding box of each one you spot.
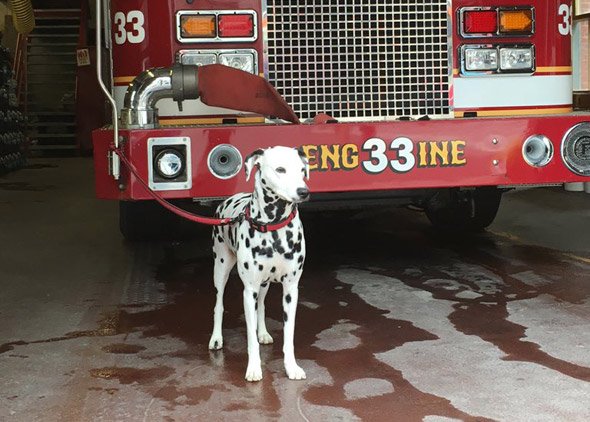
[244,206,297,233]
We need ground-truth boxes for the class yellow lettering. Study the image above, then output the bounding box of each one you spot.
[418,142,428,167]
[319,144,341,170]
[429,141,449,166]
[451,140,466,165]
[301,145,319,171]
[341,144,359,169]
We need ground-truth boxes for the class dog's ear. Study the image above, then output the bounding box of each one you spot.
[297,147,310,180]
[245,149,264,181]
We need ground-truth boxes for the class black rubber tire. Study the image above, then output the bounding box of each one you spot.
[119,200,209,241]
[425,187,503,232]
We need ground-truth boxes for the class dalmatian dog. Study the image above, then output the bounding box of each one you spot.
[209,146,310,382]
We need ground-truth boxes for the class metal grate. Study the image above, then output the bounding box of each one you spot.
[265,1,450,121]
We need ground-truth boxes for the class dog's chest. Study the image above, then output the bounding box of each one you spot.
[233,220,305,278]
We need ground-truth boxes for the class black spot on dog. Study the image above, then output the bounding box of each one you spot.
[284,252,294,260]
[244,262,249,270]
[285,294,292,303]
[245,238,250,248]
[253,292,258,300]
[221,258,224,263]
[213,252,217,259]
[249,227,256,238]
[262,240,267,246]
[264,204,275,219]
[271,266,276,273]
[271,231,285,254]
[283,311,288,322]
[297,255,304,263]
[288,222,293,228]
[214,340,219,349]
[217,236,224,243]
[252,246,274,259]
[241,234,244,240]
[261,282,268,288]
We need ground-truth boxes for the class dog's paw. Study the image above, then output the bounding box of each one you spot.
[245,365,263,382]
[208,335,223,350]
[258,331,274,345]
[285,363,306,380]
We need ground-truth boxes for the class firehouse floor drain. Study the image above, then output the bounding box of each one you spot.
[123,244,169,309]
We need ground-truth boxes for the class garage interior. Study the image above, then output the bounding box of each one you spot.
[1,1,590,421]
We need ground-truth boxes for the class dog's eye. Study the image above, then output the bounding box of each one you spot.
[275,167,286,174]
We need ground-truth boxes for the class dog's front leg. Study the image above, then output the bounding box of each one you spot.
[243,286,263,381]
[257,282,274,345]
[282,280,306,380]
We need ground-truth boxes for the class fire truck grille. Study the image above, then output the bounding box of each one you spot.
[265,1,450,121]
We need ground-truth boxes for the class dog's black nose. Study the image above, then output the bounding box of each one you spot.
[297,188,310,200]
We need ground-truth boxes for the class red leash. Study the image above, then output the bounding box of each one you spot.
[110,145,297,231]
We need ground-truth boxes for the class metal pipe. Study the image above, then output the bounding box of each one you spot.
[120,64,199,129]
[9,0,34,34]
[120,68,174,129]
[95,0,119,150]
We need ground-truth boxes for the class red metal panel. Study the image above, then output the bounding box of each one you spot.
[453,0,572,70]
[110,0,264,83]
[93,115,590,201]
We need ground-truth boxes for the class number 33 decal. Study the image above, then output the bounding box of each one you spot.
[558,3,573,36]
[114,10,145,45]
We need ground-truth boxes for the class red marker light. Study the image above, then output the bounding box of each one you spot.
[218,14,254,38]
[463,10,498,34]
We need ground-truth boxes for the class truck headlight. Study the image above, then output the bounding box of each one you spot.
[464,47,498,71]
[500,47,534,71]
[179,52,217,67]
[219,52,255,74]
[155,149,184,179]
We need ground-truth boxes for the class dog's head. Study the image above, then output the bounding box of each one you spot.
[245,146,310,203]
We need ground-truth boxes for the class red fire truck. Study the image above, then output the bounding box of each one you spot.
[92,0,590,239]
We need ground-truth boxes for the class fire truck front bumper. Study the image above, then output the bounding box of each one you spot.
[93,114,590,201]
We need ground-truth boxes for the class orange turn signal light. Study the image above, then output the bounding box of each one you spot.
[181,15,215,38]
[499,9,533,34]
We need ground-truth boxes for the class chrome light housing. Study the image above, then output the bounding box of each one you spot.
[148,137,192,191]
[208,144,242,179]
[461,44,535,75]
[178,49,258,74]
[562,123,590,176]
[522,135,553,167]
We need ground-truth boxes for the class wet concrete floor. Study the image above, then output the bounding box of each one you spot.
[1,158,589,421]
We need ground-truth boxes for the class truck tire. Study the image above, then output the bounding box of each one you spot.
[425,187,503,232]
[119,200,210,241]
